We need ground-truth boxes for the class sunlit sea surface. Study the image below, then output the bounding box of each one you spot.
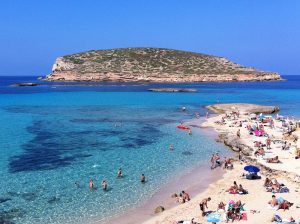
[0,76,299,223]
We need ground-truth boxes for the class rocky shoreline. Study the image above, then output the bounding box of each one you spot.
[203,103,300,182]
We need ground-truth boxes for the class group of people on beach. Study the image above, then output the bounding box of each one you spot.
[174,190,191,204]
[227,181,248,195]
[210,153,233,170]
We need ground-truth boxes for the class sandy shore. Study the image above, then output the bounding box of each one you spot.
[105,123,231,224]
[142,111,300,224]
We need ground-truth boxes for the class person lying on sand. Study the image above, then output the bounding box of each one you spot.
[267,156,280,163]
[254,148,265,157]
[295,148,300,159]
[278,199,293,211]
[177,193,184,203]
[217,201,225,211]
[199,197,211,216]
[264,177,272,188]
[238,184,248,194]
[254,141,262,148]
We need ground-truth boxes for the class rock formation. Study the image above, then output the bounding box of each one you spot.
[45,48,282,82]
[148,88,197,92]
[206,103,280,114]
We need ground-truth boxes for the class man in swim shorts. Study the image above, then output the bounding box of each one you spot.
[199,197,211,216]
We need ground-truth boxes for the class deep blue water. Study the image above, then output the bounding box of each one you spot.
[0,76,299,224]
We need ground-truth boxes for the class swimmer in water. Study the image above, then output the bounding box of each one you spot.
[141,174,146,183]
[117,168,123,177]
[89,179,94,190]
[188,129,192,136]
[169,144,174,151]
[75,181,80,188]
[101,180,108,191]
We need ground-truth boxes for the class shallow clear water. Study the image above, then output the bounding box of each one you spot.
[0,76,300,223]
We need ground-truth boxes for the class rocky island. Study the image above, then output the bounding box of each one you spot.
[45,48,282,82]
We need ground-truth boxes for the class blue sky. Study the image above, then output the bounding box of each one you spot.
[0,0,299,76]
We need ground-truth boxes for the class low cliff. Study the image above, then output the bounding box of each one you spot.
[45,48,282,82]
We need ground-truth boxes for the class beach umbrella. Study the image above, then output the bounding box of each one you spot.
[244,165,260,173]
[207,213,221,223]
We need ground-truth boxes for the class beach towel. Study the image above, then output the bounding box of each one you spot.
[268,205,279,210]
[241,212,247,221]
[277,197,285,204]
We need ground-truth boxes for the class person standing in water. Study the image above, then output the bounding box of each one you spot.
[141,174,146,183]
[117,168,123,177]
[169,144,174,151]
[89,179,94,190]
[210,154,215,169]
[206,112,209,119]
[101,180,108,191]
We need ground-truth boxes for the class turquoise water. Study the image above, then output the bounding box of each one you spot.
[0,76,300,223]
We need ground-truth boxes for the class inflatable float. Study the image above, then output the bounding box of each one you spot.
[176,125,190,130]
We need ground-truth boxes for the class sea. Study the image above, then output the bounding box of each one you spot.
[0,75,299,224]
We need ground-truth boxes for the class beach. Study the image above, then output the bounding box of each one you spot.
[142,105,300,224]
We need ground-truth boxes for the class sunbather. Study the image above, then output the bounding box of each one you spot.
[217,201,225,211]
[228,181,239,194]
[254,148,265,157]
[267,156,280,163]
[264,178,272,187]
[238,184,248,194]
[278,200,293,211]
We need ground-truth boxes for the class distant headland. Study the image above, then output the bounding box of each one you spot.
[45,48,282,82]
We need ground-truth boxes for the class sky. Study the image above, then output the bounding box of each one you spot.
[0,0,299,76]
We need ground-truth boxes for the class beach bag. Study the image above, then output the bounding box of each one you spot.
[274,214,282,222]
[279,187,289,193]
